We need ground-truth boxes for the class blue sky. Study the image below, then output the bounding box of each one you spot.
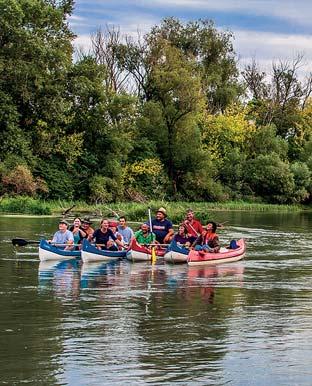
[69,0,312,73]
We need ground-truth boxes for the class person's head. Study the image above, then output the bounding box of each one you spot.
[186,209,194,221]
[59,220,69,232]
[206,221,217,233]
[178,224,188,235]
[100,219,109,231]
[141,223,150,234]
[156,207,167,220]
[109,220,118,233]
[81,218,92,230]
[73,217,82,227]
[119,216,127,228]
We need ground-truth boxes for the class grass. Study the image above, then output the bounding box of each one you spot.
[0,197,303,220]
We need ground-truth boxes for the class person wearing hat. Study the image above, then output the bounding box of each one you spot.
[150,207,174,244]
[108,220,124,248]
[81,218,94,238]
[49,220,74,250]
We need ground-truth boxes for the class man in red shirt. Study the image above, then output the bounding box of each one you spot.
[183,209,203,240]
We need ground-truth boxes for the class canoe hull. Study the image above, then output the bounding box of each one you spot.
[81,239,126,263]
[39,240,80,262]
[126,239,165,262]
[187,239,246,266]
[164,240,188,263]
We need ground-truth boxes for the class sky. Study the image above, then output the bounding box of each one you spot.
[69,0,312,74]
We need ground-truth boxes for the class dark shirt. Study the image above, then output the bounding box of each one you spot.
[151,218,173,243]
[93,228,116,247]
[174,234,191,245]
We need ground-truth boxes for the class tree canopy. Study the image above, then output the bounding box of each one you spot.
[1,3,312,205]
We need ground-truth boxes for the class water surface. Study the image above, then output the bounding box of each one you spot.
[0,212,311,385]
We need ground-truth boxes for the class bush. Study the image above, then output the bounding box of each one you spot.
[2,165,37,196]
[0,196,51,215]
[89,175,122,203]
[245,153,295,203]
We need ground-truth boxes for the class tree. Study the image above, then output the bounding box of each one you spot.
[148,17,242,112]
[140,39,205,194]
[0,0,75,156]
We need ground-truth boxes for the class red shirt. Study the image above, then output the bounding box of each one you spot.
[184,219,203,237]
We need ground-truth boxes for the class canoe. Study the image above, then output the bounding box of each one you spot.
[39,239,81,262]
[164,239,189,263]
[81,239,126,263]
[126,238,166,262]
[187,239,246,266]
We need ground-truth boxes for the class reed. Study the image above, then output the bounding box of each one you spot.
[0,198,303,217]
[0,197,51,215]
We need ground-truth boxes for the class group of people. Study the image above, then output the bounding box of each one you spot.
[50,207,220,253]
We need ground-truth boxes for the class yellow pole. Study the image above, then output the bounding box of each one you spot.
[151,246,157,264]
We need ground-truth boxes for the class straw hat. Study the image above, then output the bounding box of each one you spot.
[157,207,167,216]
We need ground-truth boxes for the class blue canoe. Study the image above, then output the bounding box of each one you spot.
[39,239,81,262]
[81,239,127,262]
[164,239,189,263]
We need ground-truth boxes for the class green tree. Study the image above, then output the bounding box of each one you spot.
[148,17,242,112]
[245,153,295,203]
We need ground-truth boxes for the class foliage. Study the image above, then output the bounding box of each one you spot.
[2,7,312,205]
[123,158,168,198]
[88,175,121,204]
[245,153,295,203]
[0,196,51,215]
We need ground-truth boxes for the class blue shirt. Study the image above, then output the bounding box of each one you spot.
[52,230,74,245]
[151,218,173,243]
[117,226,134,244]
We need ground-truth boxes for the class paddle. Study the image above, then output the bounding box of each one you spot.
[12,238,40,247]
[12,238,79,247]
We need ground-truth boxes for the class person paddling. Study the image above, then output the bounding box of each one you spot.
[90,219,123,251]
[193,221,220,253]
[49,220,74,250]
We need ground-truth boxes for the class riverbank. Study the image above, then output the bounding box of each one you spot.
[0,196,305,223]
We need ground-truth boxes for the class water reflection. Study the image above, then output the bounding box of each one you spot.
[80,260,121,289]
[38,259,80,298]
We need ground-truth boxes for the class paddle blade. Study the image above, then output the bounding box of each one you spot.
[12,238,28,247]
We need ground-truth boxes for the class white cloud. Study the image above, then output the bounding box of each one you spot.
[234,29,312,76]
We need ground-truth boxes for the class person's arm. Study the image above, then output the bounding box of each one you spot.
[163,221,174,243]
[64,232,74,250]
[211,235,220,253]
[88,230,96,242]
[79,227,87,239]
[191,234,203,248]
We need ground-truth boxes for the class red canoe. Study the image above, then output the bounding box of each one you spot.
[126,238,166,262]
[187,239,246,266]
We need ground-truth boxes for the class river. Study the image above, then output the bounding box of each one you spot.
[0,212,311,385]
